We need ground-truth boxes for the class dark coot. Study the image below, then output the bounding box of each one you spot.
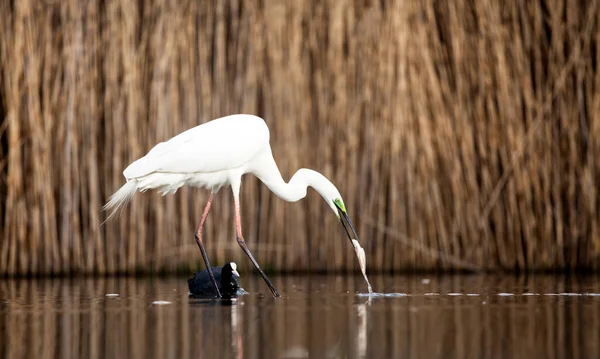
[188,262,241,297]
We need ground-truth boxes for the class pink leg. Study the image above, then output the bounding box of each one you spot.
[198,194,215,234]
[235,200,243,238]
[194,193,221,297]
[234,197,280,297]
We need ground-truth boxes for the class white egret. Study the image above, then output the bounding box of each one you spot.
[103,114,370,297]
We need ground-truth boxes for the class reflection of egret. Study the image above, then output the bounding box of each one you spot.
[357,299,370,358]
[187,296,243,358]
[104,114,369,297]
[231,303,243,359]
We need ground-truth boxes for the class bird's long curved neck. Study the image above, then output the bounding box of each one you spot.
[252,150,311,203]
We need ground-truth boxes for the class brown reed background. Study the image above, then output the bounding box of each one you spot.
[0,0,599,275]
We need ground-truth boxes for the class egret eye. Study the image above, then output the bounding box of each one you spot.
[333,198,346,213]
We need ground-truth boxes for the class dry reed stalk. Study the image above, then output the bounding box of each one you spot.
[0,0,599,274]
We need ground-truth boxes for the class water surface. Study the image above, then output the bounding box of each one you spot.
[1,274,600,358]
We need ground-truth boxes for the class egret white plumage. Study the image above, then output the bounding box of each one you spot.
[103,114,371,297]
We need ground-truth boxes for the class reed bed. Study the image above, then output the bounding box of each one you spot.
[0,0,599,274]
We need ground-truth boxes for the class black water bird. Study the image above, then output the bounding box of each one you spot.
[188,262,242,297]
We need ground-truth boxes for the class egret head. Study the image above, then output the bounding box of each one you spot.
[294,169,362,245]
[330,197,361,245]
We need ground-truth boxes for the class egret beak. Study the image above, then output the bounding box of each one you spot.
[337,206,360,243]
[338,208,358,242]
[335,202,373,293]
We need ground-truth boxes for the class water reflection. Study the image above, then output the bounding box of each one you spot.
[1,274,600,358]
[356,299,368,358]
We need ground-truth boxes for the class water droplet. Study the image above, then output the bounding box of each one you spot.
[152,301,171,305]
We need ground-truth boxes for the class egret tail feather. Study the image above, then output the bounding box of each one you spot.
[102,180,139,224]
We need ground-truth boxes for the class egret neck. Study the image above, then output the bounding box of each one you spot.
[252,150,339,208]
[252,149,373,293]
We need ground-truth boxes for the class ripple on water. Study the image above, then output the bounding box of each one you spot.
[357,293,408,298]
[151,301,172,305]
[356,291,600,298]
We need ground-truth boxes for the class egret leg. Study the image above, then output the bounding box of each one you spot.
[234,197,280,297]
[194,193,222,297]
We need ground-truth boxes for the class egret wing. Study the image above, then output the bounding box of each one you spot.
[123,115,269,179]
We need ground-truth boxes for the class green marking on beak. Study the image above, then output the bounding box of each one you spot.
[335,202,360,243]
[334,198,346,213]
